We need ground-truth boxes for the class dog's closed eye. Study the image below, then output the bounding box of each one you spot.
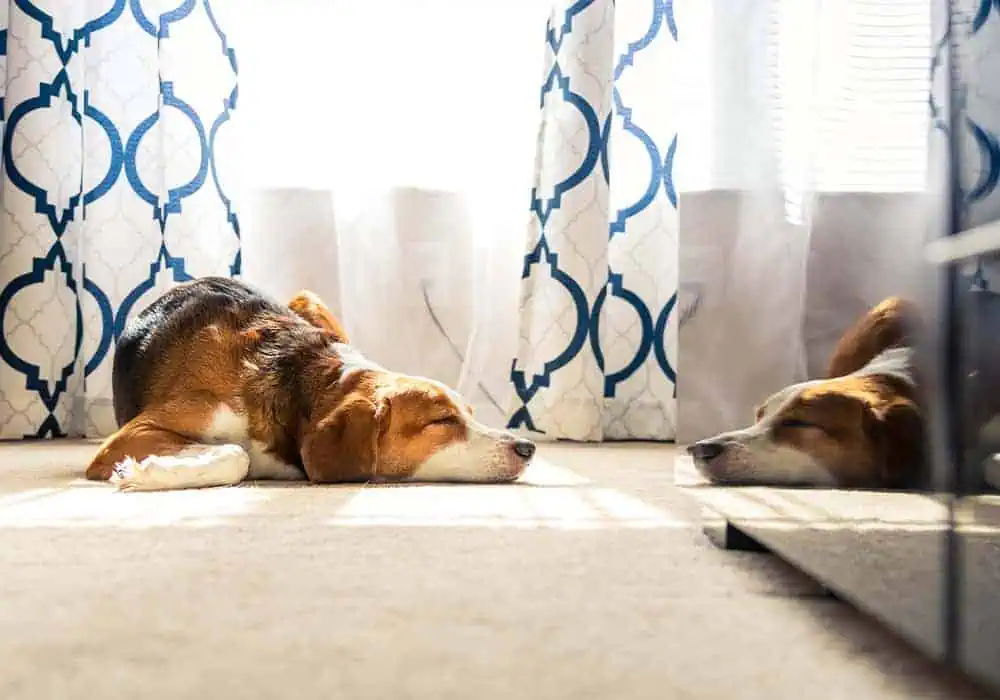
[776,418,818,430]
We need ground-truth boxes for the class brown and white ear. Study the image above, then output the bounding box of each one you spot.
[288,290,350,344]
[300,396,384,483]
[826,296,921,378]
[874,400,924,488]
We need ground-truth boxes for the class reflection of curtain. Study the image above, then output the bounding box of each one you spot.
[511,1,679,442]
[0,2,241,439]
[676,0,933,442]
[936,2,1000,252]
[512,0,934,443]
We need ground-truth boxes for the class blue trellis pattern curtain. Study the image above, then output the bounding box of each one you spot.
[936,0,1000,254]
[0,0,240,439]
[510,0,678,441]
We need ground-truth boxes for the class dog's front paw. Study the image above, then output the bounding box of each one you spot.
[110,456,155,492]
[109,445,251,492]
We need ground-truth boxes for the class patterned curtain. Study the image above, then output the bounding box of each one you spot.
[511,0,678,442]
[0,1,240,439]
[937,1,1000,252]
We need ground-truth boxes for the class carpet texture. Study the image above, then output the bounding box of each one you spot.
[0,441,986,699]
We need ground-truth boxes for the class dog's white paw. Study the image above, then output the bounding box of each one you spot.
[110,456,145,491]
[111,444,251,492]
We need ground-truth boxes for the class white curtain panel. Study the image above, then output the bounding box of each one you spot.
[0,0,241,439]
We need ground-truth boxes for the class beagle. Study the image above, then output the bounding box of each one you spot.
[87,277,536,491]
[687,297,924,488]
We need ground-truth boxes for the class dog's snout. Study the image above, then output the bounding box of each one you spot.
[688,441,725,462]
[512,439,536,460]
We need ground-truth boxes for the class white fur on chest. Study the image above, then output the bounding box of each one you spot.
[204,405,305,481]
[205,405,251,443]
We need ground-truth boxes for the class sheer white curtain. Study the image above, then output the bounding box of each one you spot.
[230,0,548,429]
[676,0,933,441]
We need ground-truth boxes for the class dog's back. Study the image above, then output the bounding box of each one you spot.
[112,277,290,427]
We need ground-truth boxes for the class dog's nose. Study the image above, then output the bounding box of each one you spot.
[687,441,725,462]
[512,439,536,460]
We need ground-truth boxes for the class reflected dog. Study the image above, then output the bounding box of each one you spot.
[688,297,924,488]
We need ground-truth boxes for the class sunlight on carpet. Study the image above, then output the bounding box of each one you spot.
[675,454,969,534]
[0,458,690,531]
[329,463,685,530]
[0,481,273,528]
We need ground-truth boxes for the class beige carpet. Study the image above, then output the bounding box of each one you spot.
[0,441,985,699]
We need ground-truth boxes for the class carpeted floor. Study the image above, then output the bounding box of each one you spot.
[0,441,986,699]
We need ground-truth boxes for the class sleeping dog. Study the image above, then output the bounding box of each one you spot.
[687,297,925,488]
[87,277,536,491]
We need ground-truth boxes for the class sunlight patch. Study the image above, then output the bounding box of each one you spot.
[516,458,592,486]
[0,485,270,528]
[328,483,688,530]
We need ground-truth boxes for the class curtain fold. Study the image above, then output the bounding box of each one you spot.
[0,0,241,439]
[511,0,679,442]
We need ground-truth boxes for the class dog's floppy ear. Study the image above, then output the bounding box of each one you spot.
[288,290,350,344]
[874,399,924,488]
[826,297,921,378]
[300,395,385,483]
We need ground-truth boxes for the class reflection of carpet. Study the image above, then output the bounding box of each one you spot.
[675,453,961,672]
[0,441,984,699]
[984,455,1000,492]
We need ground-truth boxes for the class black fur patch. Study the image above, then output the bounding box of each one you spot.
[112,277,292,427]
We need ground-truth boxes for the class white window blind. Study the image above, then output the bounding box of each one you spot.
[677,0,931,193]
[782,0,931,193]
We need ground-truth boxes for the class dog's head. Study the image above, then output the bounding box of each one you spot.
[687,373,923,488]
[300,371,535,484]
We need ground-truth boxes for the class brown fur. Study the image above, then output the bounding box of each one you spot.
[799,295,923,486]
[766,374,923,488]
[690,295,925,488]
[297,372,469,482]
[825,296,920,378]
[287,290,350,343]
[374,378,470,478]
